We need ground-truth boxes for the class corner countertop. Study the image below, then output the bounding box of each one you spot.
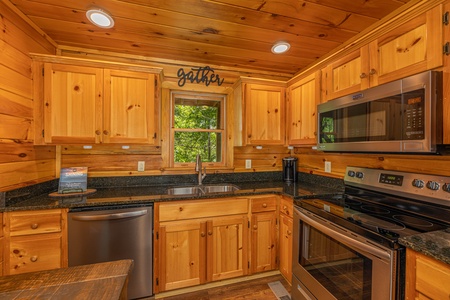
[399,228,450,264]
[3,180,343,212]
[0,259,133,299]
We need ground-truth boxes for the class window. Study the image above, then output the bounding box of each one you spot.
[171,91,226,166]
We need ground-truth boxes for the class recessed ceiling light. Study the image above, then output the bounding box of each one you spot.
[86,9,114,28]
[271,42,290,54]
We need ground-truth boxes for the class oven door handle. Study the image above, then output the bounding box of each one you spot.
[298,210,391,261]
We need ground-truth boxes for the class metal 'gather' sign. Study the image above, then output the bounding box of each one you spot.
[177,66,224,87]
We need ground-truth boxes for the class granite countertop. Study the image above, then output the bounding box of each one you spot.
[399,228,450,264]
[3,180,342,212]
[0,259,133,299]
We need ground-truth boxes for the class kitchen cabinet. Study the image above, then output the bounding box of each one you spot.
[250,196,277,274]
[278,196,293,284]
[3,209,68,275]
[233,79,286,146]
[155,198,249,292]
[405,248,450,299]
[323,5,443,101]
[33,56,160,145]
[286,71,321,145]
[0,213,3,276]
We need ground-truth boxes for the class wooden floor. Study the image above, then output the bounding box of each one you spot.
[156,274,291,300]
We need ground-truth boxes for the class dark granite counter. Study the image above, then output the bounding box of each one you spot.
[399,229,450,265]
[1,172,344,212]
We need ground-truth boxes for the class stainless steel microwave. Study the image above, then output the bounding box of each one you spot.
[317,71,443,153]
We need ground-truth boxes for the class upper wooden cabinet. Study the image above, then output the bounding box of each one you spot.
[233,79,286,146]
[286,70,321,145]
[323,5,443,101]
[32,55,161,145]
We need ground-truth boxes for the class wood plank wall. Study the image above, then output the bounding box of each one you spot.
[3,1,450,191]
[0,1,56,191]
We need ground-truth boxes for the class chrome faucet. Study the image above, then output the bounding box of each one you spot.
[195,154,206,185]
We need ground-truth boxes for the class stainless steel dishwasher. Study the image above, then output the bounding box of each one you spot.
[68,204,153,299]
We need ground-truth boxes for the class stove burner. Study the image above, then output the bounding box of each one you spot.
[360,205,390,214]
[345,199,362,206]
[351,213,405,231]
[392,215,434,228]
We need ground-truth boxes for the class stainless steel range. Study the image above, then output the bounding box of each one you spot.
[292,167,450,300]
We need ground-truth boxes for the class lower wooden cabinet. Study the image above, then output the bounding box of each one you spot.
[406,248,450,299]
[207,215,248,282]
[279,213,293,284]
[159,219,206,291]
[250,196,277,274]
[0,213,3,276]
[155,198,249,293]
[155,195,293,294]
[3,209,68,275]
[278,196,293,284]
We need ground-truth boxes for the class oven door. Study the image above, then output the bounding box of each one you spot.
[292,207,396,300]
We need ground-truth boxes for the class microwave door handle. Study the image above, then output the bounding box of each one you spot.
[71,209,148,221]
[299,210,391,261]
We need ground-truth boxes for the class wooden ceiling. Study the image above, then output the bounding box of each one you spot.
[11,0,411,78]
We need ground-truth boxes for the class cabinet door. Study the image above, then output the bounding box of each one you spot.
[8,233,62,275]
[279,214,293,284]
[287,71,321,145]
[43,63,103,144]
[251,212,277,273]
[244,84,285,145]
[159,220,207,291]
[406,249,450,300]
[207,215,248,281]
[323,47,370,101]
[103,70,158,144]
[369,5,443,87]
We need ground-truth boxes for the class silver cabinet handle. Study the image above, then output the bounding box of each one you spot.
[72,209,148,221]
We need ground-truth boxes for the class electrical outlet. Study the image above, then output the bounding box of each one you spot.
[138,161,145,172]
[245,159,252,169]
[325,161,331,173]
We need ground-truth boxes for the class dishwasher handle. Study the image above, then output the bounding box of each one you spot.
[71,209,148,221]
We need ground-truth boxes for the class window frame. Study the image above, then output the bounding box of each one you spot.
[170,91,227,168]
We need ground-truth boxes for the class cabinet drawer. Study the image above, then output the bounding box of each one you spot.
[9,233,62,274]
[251,196,277,213]
[8,209,62,236]
[159,198,249,222]
[280,197,293,217]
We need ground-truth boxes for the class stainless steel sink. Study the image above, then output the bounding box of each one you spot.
[166,186,202,195]
[202,184,240,193]
[166,184,239,195]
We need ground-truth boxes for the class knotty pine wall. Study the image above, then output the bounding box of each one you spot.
[0,1,56,191]
[3,1,450,191]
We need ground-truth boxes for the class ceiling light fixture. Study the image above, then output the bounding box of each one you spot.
[271,42,290,54]
[86,8,114,28]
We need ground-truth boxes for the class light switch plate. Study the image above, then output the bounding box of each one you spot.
[325,161,331,173]
[138,161,145,172]
[245,159,252,169]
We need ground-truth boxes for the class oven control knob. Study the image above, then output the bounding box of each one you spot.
[442,183,450,193]
[412,179,425,189]
[355,171,364,179]
[426,181,440,191]
[347,170,356,177]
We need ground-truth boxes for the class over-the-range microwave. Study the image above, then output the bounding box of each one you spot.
[317,70,443,153]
